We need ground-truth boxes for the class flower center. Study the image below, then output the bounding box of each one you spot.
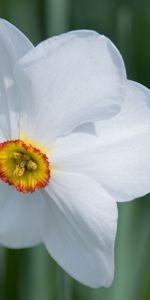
[0,140,50,193]
[11,151,38,177]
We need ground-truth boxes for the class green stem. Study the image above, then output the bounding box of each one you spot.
[58,267,73,300]
[45,0,70,36]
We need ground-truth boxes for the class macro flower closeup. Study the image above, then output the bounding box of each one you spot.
[0,19,150,288]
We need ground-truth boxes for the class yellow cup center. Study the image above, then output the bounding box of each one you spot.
[0,139,50,193]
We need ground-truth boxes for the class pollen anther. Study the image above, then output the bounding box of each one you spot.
[26,160,38,170]
[23,154,30,161]
[13,165,25,177]
[10,152,23,163]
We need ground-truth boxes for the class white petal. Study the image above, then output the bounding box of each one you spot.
[74,122,96,134]
[0,182,43,248]
[14,30,126,144]
[41,172,117,288]
[0,19,33,140]
[51,81,150,202]
[95,80,150,201]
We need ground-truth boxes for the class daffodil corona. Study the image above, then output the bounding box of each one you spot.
[0,19,150,288]
[0,139,50,192]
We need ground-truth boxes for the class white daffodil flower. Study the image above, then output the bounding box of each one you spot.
[0,19,149,288]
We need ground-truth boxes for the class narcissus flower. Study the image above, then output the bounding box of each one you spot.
[0,19,150,288]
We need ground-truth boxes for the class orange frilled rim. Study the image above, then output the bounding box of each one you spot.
[0,139,50,193]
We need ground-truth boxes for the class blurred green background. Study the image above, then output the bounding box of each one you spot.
[0,0,150,299]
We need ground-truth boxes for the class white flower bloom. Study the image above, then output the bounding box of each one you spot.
[0,19,149,288]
